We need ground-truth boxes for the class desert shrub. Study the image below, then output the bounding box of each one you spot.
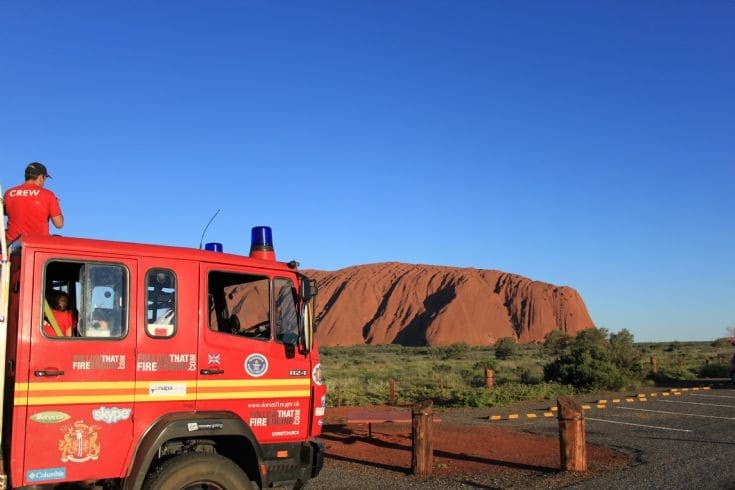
[650,366,697,382]
[544,328,643,391]
[494,337,517,360]
[698,362,730,378]
[711,337,733,348]
[472,359,497,371]
[665,341,682,352]
[543,330,571,357]
[609,329,643,379]
[518,365,544,385]
[430,342,472,360]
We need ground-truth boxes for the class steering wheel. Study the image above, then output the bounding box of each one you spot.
[239,321,270,337]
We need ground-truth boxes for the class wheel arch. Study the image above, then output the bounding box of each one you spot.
[123,411,264,490]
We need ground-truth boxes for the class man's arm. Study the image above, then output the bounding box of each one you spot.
[51,214,64,229]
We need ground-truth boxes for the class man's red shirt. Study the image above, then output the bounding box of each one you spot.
[4,182,62,242]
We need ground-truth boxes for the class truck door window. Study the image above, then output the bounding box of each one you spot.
[43,261,128,339]
[146,269,177,338]
[274,277,298,345]
[43,261,82,338]
[208,271,270,340]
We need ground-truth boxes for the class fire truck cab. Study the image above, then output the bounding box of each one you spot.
[0,220,325,489]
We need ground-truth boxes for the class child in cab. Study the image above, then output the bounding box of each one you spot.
[44,292,77,337]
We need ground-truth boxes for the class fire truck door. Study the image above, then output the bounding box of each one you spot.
[22,254,137,485]
[197,266,313,443]
[133,259,199,434]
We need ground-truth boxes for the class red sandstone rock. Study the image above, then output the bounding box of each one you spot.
[304,262,594,347]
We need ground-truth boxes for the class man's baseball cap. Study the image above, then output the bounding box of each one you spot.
[26,162,51,179]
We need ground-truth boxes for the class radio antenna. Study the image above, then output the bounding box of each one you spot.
[199,209,221,249]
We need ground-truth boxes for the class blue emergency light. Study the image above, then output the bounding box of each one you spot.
[250,226,276,260]
[205,242,223,252]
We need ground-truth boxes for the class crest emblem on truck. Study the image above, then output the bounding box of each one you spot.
[59,420,101,463]
[244,353,268,377]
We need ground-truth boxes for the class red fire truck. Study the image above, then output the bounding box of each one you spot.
[0,195,326,489]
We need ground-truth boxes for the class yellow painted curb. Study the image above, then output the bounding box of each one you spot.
[508,414,519,420]
[543,412,554,417]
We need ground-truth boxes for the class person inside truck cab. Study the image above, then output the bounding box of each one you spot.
[43,292,77,337]
[4,162,64,242]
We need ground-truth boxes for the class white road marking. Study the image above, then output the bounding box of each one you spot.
[617,406,735,420]
[586,417,692,432]
[657,399,735,408]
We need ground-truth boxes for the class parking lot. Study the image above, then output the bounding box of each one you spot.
[495,384,735,488]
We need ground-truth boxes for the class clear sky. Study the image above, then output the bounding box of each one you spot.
[2,2,733,342]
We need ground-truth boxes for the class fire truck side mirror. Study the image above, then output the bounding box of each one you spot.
[299,302,313,354]
[301,278,318,301]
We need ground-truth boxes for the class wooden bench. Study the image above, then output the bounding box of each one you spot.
[346,410,441,437]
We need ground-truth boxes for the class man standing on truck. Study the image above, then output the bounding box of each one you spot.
[3,162,64,242]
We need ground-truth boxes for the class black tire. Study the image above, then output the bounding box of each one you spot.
[143,452,257,490]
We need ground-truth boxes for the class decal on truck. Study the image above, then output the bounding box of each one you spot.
[30,411,71,424]
[92,406,132,424]
[136,353,196,372]
[148,383,187,397]
[59,421,101,463]
[72,354,126,371]
[27,467,66,483]
[312,363,323,385]
[245,353,268,377]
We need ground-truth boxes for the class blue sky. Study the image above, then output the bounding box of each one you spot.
[2,2,733,342]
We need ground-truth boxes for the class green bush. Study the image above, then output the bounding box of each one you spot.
[543,330,571,356]
[494,337,517,360]
[544,328,643,391]
[518,365,544,385]
[698,362,730,378]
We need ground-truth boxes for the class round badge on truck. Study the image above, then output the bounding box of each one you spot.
[312,363,323,385]
[244,353,268,377]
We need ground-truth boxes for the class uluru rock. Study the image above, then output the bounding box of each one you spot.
[303,262,594,347]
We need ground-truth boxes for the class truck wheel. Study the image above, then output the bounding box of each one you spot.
[143,452,257,490]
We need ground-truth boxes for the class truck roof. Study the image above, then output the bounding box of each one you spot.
[13,234,297,273]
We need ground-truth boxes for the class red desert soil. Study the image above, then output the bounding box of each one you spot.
[305,262,594,347]
[322,406,627,479]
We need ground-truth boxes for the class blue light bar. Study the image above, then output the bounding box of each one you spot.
[205,242,223,252]
[250,226,273,251]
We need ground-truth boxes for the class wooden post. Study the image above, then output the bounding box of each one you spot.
[411,400,434,477]
[650,355,657,375]
[485,368,494,390]
[438,378,444,396]
[389,378,396,406]
[336,384,342,407]
[557,396,587,472]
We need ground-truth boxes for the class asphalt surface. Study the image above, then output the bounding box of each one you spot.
[515,383,735,489]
